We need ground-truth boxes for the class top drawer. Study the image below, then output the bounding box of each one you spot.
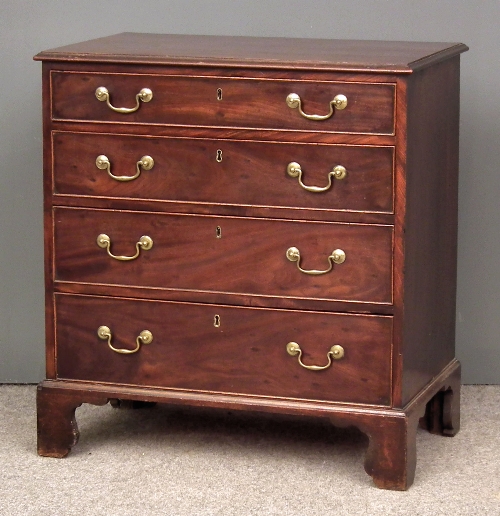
[50,71,396,135]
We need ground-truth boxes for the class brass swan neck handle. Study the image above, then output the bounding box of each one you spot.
[286,342,344,371]
[286,246,346,275]
[287,162,347,192]
[286,92,347,121]
[97,234,153,261]
[97,326,153,354]
[95,86,153,114]
[95,155,154,182]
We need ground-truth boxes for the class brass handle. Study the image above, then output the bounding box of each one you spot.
[286,342,344,371]
[97,233,153,261]
[97,325,153,354]
[95,155,154,182]
[287,162,346,192]
[286,246,345,275]
[95,86,153,113]
[286,93,347,121]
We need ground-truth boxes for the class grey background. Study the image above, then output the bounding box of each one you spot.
[1,1,498,384]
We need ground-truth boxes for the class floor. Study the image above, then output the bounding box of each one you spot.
[0,384,499,515]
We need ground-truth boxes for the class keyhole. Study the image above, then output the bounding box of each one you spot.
[216,226,222,238]
[214,314,221,327]
[217,88,223,101]
[216,149,223,162]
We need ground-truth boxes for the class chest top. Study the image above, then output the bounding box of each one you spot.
[34,32,467,72]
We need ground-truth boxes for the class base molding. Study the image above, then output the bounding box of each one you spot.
[37,360,460,490]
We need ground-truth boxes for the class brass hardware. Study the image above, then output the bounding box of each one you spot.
[216,226,222,238]
[286,342,344,371]
[287,162,347,192]
[95,86,153,113]
[217,88,223,101]
[97,325,153,354]
[286,92,347,121]
[214,315,221,328]
[95,155,154,182]
[216,149,223,162]
[286,246,345,275]
[97,233,153,261]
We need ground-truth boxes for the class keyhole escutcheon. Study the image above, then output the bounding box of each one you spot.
[217,88,223,101]
[214,315,221,327]
[216,149,223,162]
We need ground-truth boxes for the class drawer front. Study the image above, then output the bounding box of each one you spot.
[54,208,393,305]
[55,294,393,405]
[53,131,394,214]
[51,71,395,135]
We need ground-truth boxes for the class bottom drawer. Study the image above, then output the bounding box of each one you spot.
[55,294,393,406]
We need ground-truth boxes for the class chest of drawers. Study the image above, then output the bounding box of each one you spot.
[35,34,468,490]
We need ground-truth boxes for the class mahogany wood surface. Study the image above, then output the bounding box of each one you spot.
[53,207,393,304]
[45,61,407,84]
[420,362,461,437]
[51,71,395,135]
[36,34,467,490]
[35,33,467,73]
[400,57,461,405]
[37,360,460,490]
[53,131,394,215]
[52,282,396,315]
[55,293,393,405]
[37,384,108,458]
[388,75,408,408]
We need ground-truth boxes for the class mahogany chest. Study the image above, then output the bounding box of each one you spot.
[35,33,468,490]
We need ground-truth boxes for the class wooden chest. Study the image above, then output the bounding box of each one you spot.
[35,34,468,490]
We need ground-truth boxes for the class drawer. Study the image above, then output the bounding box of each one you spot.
[50,71,395,135]
[53,208,393,305]
[55,294,393,405]
[53,131,394,214]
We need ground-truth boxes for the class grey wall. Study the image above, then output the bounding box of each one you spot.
[1,1,498,383]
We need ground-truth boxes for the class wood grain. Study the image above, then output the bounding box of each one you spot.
[37,359,460,490]
[37,383,108,458]
[53,207,393,304]
[53,131,394,215]
[35,33,467,73]
[400,57,461,405]
[55,293,393,405]
[36,34,467,489]
[51,71,395,135]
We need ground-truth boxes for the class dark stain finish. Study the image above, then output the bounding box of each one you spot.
[35,34,467,490]
[55,294,393,405]
[52,131,395,214]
